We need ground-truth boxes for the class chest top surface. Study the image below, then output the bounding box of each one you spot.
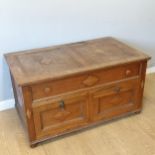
[5,37,150,86]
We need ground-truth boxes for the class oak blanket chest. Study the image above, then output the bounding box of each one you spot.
[5,37,150,147]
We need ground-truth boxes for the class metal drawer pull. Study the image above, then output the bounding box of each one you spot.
[114,87,121,93]
[59,100,65,109]
[126,69,131,76]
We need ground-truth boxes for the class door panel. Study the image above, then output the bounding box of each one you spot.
[90,79,140,121]
[33,91,89,138]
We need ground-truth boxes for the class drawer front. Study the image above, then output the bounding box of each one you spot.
[32,91,89,138]
[90,78,140,121]
[31,62,140,100]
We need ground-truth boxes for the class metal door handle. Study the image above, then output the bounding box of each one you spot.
[114,87,121,93]
[59,100,65,109]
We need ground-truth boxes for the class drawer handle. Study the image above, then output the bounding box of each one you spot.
[59,100,65,109]
[44,87,51,93]
[114,87,121,93]
[126,69,131,76]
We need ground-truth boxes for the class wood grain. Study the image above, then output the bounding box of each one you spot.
[0,73,155,154]
[5,37,150,86]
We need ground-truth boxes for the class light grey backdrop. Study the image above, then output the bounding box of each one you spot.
[0,0,155,101]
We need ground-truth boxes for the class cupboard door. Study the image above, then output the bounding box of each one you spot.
[90,79,140,121]
[33,91,89,138]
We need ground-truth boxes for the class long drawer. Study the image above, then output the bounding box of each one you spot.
[31,62,141,100]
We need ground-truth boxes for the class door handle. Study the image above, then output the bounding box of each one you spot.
[59,100,65,109]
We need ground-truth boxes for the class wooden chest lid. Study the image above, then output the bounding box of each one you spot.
[5,37,150,86]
